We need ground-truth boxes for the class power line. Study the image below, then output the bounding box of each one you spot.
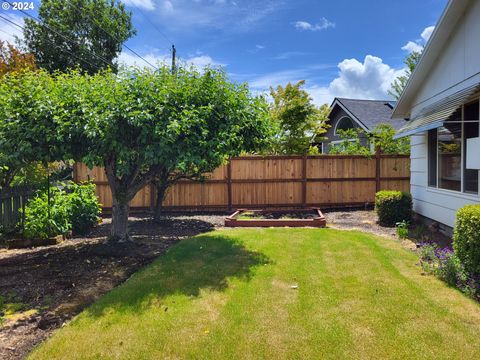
[4,1,112,68]
[0,15,103,71]
[135,7,174,47]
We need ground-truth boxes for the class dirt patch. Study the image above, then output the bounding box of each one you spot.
[236,210,319,220]
[0,213,226,360]
[324,210,398,238]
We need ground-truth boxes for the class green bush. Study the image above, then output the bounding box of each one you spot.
[22,182,101,239]
[453,205,480,276]
[23,187,71,240]
[375,190,412,227]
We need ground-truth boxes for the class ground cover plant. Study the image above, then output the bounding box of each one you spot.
[30,228,480,360]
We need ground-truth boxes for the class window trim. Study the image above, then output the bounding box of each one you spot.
[426,99,480,197]
[334,116,355,136]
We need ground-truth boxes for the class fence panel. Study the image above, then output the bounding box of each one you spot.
[75,154,410,212]
[0,186,34,230]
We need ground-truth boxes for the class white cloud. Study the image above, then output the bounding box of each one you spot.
[122,0,155,11]
[294,18,335,31]
[421,25,435,42]
[246,55,402,106]
[401,41,424,53]
[0,13,25,45]
[151,0,283,32]
[401,25,435,53]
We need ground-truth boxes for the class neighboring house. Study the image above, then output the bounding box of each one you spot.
[320,98,406,153]
[393,0,480,232]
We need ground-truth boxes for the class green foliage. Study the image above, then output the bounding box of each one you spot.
[328,124,410,155]
[375,190,412,227]
[369,124,410,154]
[395,220,409,239]
[65,182,101,235]
[328,128,370,155]
[23,187,71,240]
[22,0,136,73]
[453,205,480,276]
[388,51,422,100]
[23,182,100,239]
[269,81,329,154]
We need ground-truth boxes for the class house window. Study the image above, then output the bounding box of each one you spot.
[428,100,479,195]
[334,116,355,135]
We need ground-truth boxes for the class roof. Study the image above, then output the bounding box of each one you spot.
[392,0,471,118]
[330,98,407,131]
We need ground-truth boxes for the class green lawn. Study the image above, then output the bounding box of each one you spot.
[30,228,480,359]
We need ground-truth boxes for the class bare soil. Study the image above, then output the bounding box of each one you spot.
[0,213,226,360]
[236,209,319,220]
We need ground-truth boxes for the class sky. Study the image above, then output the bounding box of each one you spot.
[0,0,448,105]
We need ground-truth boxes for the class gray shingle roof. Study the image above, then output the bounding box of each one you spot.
[334,98,407,131]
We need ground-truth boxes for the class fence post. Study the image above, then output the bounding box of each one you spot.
[227,161,232,211]
[302,155,307,208]
[150,182,156,211]
[375,146,381,193]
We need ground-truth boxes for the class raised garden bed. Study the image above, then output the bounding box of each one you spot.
[225,208,326,228]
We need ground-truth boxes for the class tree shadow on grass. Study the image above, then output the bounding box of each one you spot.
[84,233,271,318]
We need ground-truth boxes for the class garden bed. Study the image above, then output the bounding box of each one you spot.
[225,208,326,227]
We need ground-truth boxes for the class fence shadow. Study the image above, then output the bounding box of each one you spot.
[84,233,270,318]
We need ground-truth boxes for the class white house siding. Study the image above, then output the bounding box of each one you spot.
[412,0,480,115]
[406,0,480,228]
[410,132,479,228]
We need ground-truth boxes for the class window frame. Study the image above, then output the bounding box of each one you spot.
[427,99,480,197]
[334,116,355,136]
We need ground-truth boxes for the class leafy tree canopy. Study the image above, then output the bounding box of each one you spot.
[0,66,273,241]
[269,80,329,154]
[0,41,36,76]
[22,0,136,74]
[388,51,422,100]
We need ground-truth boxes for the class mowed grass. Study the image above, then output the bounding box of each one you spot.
[30,228,480,360]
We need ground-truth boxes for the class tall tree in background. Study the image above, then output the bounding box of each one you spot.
[22,0,136,73]
[270,80,329,154]
[388,51,422,100]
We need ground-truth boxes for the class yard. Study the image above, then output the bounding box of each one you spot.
[29,227,480,360]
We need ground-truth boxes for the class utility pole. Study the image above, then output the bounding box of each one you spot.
[171,44,176,73]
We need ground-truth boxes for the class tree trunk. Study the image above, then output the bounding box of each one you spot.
[154,182,169,222]
[110,196,131,243]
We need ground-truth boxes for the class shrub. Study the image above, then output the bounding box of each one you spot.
[375,190,412,227]
[65,182,101,235]
[22,182,101,239]
[453,205,480,276]
[23,187,71,240]
[434,248,466,287]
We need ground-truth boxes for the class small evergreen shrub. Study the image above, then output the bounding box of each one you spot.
[453,205,480,276]
[375,190,412,227]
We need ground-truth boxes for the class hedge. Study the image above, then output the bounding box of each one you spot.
[375,190,412,227]
[453,205,480,276]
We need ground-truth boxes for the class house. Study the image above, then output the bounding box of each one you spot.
[320,98,406,153]
[393,0,480,232]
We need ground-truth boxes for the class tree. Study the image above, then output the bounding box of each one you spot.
[388,51,422,100]
[328,124,410,155]
[269,81,329,154]
[22,0,136,74]
[0,42,37,189]
[49,66,270,242]
[0,41,36,76]
[0,70,77,190]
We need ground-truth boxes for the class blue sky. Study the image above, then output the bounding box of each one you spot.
[0,0,448,104]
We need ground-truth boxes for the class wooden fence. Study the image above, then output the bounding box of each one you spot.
[74,154,410,212]
[0,186,34,230]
